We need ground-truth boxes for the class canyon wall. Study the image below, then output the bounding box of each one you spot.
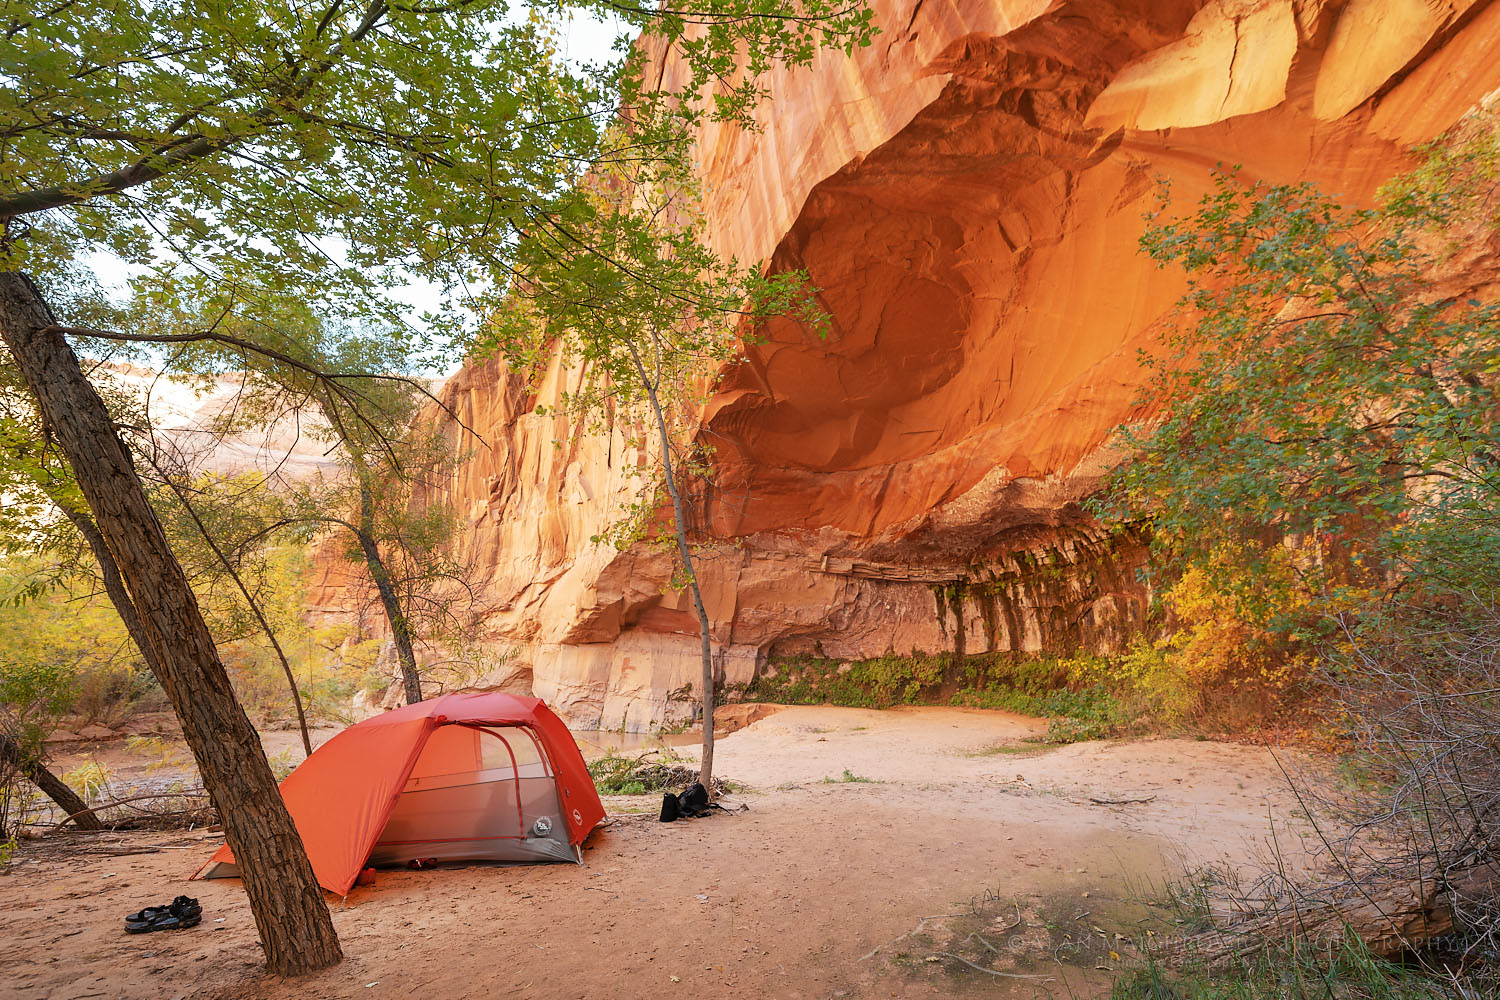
[314,0,1500,729]
[99,362,345,481]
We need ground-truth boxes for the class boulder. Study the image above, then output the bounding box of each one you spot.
[713,703,785,737]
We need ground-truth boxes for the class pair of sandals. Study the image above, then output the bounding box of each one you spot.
[125,895,202,933]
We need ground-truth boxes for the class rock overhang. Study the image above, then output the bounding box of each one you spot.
[316,0,1500,729]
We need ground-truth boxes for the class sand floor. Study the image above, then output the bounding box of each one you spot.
[0,706,1318,1000]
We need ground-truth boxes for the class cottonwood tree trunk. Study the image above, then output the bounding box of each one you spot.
[356,476,422,705]
[0,272,341,975]
[0,730,101,830]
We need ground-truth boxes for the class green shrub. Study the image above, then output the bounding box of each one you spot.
[72,660,162,727]
[747,649,1130,743]
[1114,932,1487,1000]
[62,760,110,800]
[1040,685,1123,742]
[586,748,726,795]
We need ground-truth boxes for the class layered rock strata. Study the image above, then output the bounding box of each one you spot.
[312,0,1500,729]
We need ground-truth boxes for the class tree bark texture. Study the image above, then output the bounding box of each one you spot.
[356,478,422,706]
[0,729,101,830]
[0,272,341,976]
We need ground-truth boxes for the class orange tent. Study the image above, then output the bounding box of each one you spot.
[194,692,606,895]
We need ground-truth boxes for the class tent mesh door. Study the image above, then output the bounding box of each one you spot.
[368,723,575,866]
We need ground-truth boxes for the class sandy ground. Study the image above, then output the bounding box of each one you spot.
[0,706,1318,1000]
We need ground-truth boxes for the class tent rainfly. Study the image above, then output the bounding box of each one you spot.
[194,692,606,895]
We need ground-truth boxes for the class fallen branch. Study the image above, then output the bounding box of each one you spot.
[1088,794,1156,806]
[51,791,211,830]
[1161,863,1500,967]
[1,729,103,830]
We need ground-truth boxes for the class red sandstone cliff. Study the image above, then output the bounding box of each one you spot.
[315,0,1500,729]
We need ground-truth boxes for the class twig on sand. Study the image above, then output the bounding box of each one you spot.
[860,912,966,961]
[1088,794,1156,806]
[927,952,1054,980]
[967,932,1000,954]
[76,845,162,856]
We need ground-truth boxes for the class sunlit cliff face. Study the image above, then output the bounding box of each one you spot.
[314,0,1500,729]
[697,0,1500,549]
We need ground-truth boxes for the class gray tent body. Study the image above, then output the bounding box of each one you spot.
[368,753,576,866]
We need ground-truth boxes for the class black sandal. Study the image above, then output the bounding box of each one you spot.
[125,894,197,924]
[125,903,170,924]
[150,909,202,932]
[125,896,201,934]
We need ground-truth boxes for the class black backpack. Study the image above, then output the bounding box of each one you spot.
[659,781,710,822]
[679,781,709,815]
[659,790,680,823]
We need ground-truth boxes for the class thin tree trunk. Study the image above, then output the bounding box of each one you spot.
[0,272,341,976]
[0,729,102,830]
[356,476,422,705]
[156,470,313,756]
[57,496,270,807]
[628,346,715,791]
[57,502,154,665]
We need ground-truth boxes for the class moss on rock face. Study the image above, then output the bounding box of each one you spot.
[932,584,949,641]
[916,527,1155,669]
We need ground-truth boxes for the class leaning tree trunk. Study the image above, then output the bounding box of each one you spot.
[630,349,716,791]
[0,272,341,976]
[356,477,422,705]
[1161,864,1500,968]
[0,730,101,830]
[69,498,322,767]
